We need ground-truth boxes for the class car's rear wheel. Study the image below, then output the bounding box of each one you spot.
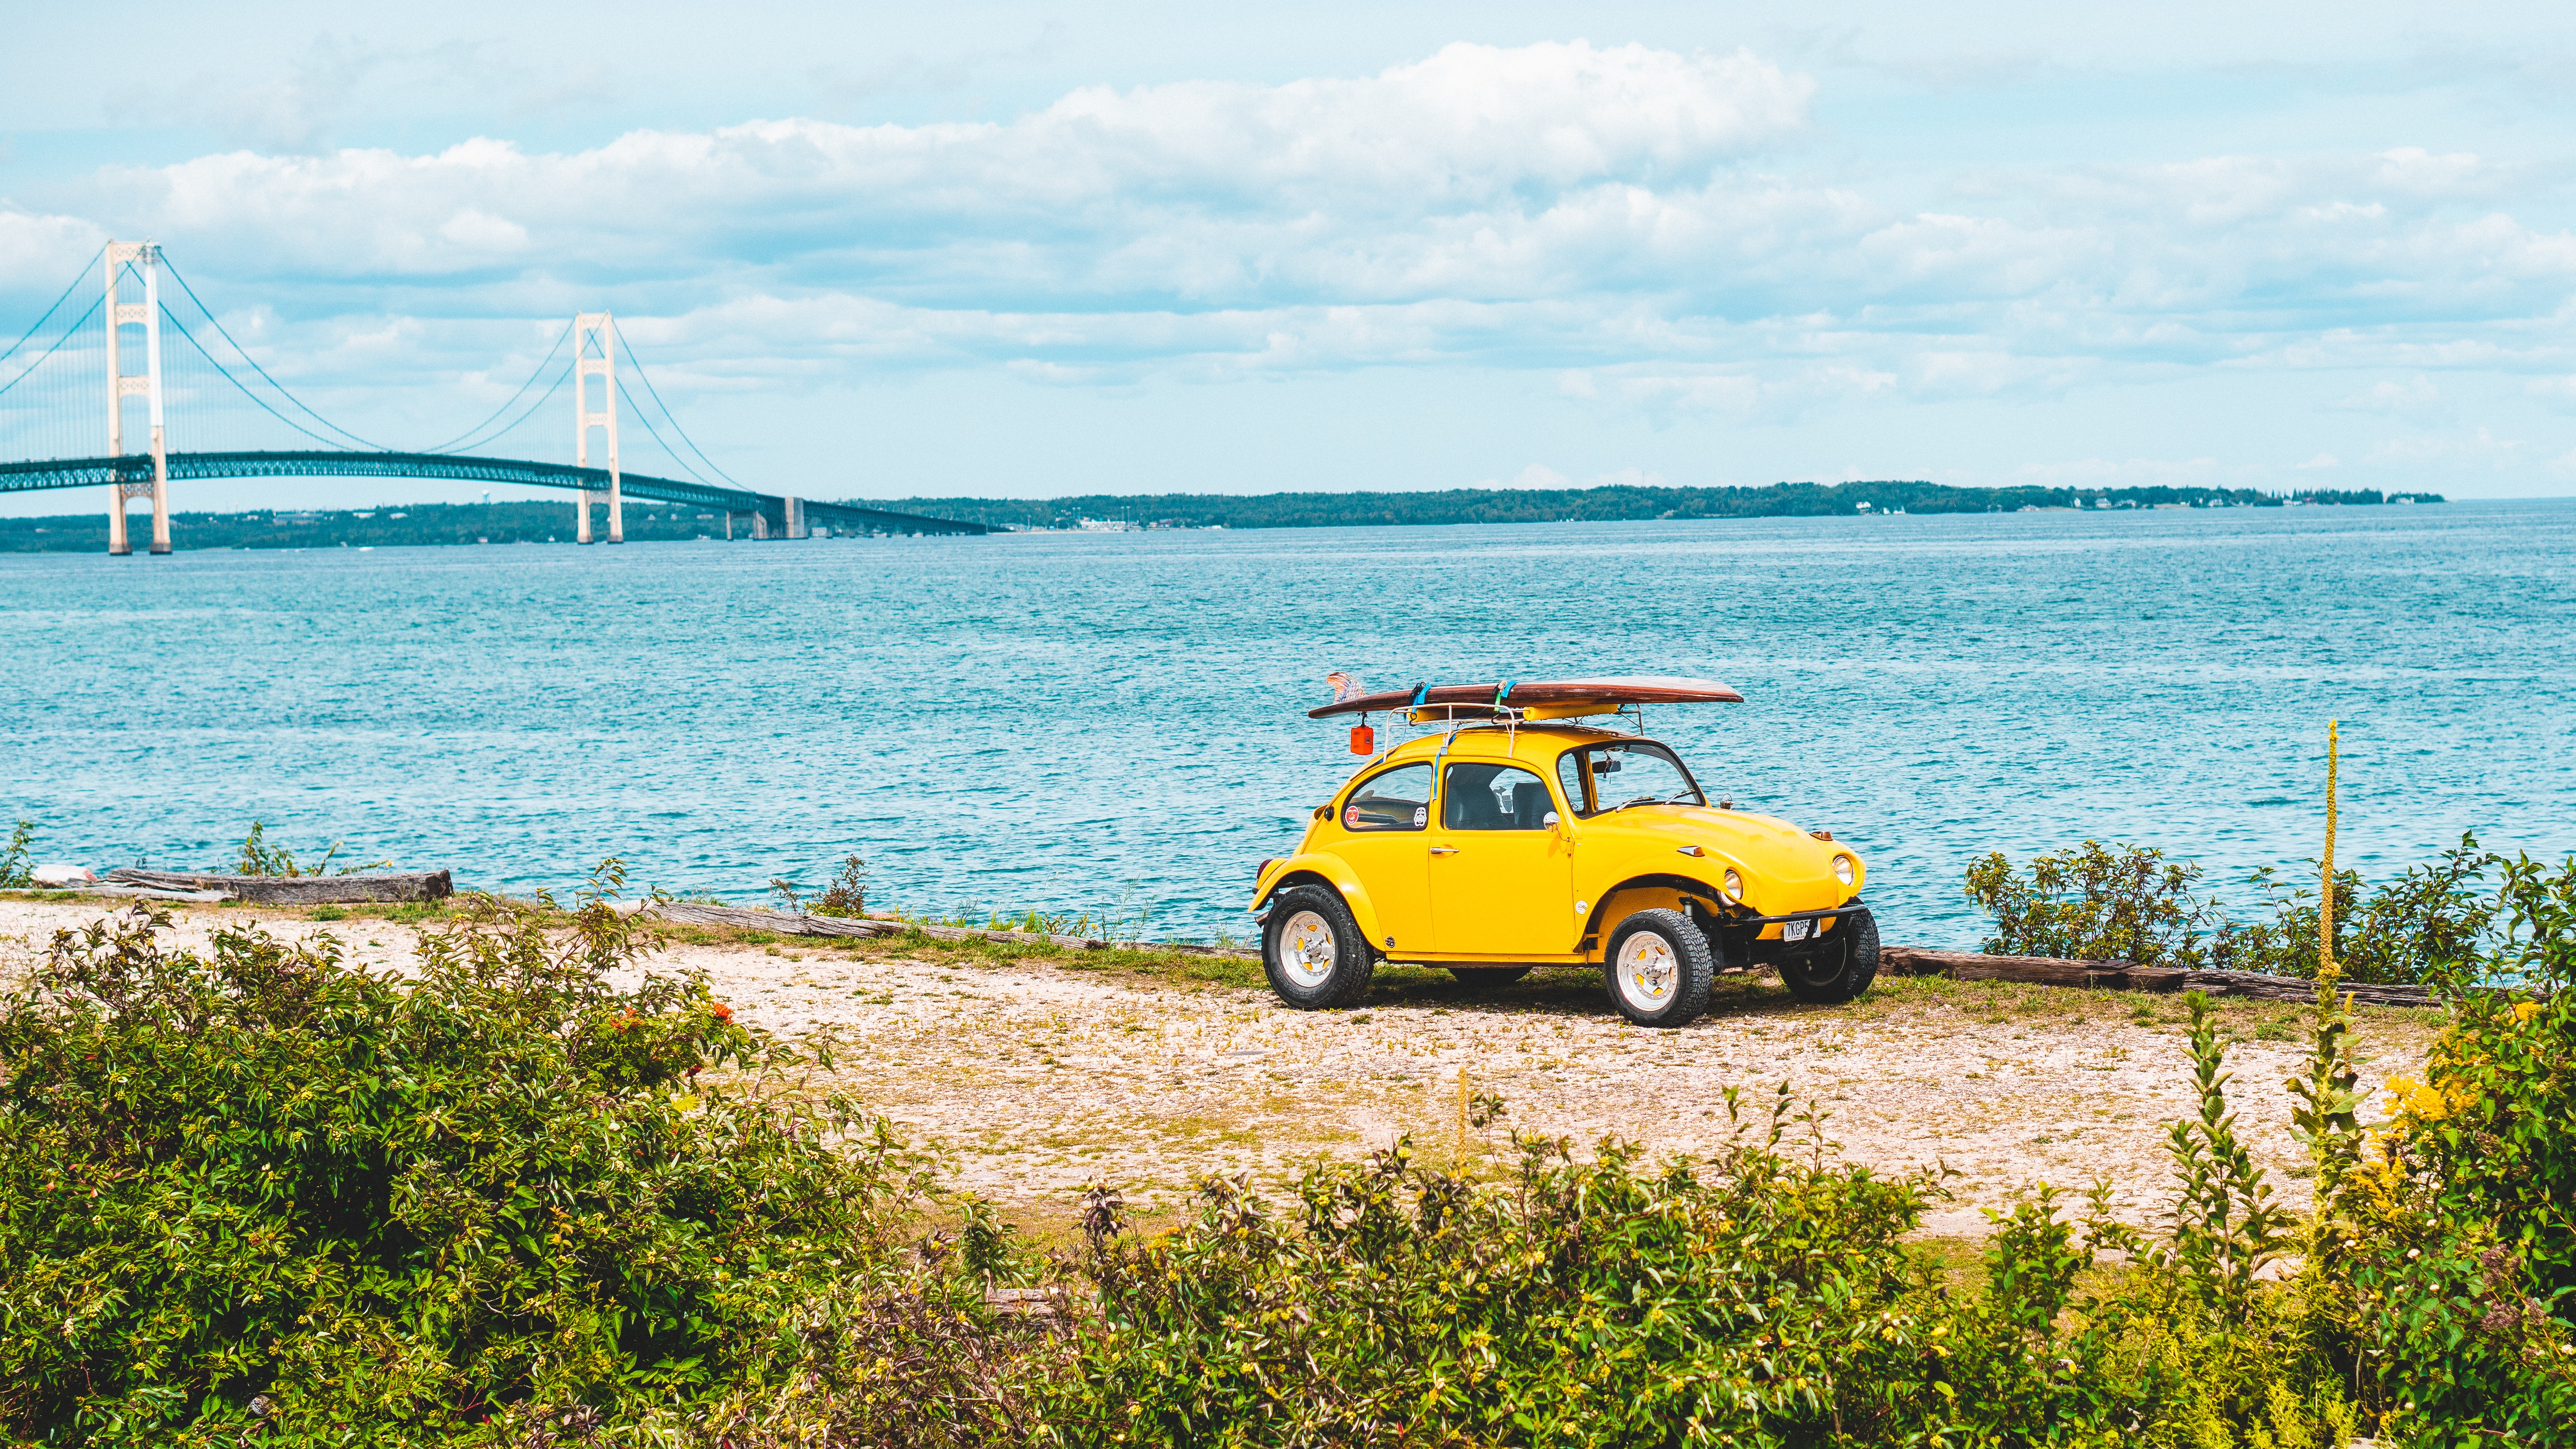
[1602,908,1714,1028]
[1779,907,1880,1004]
[1263,885,1375,1009]
[1447,966,1533,988]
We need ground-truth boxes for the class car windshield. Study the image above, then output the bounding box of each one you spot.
[1564,740,1704,815]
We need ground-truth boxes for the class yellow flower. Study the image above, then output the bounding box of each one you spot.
[2514,1000,2543,1025]
[669,1092,701,1114]
[2384,1075,2450,1124]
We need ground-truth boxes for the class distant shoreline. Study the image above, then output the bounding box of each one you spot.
[1,479,2449,553]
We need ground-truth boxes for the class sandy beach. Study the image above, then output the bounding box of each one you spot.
[0,895,2439,1241]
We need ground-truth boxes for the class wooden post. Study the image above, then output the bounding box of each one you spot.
[2320,719,2338,988]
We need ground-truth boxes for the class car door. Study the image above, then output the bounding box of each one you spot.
[1429,760,1576,956]
[1327,761,1436,954]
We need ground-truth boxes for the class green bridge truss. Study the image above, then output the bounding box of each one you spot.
[0,450,990,536]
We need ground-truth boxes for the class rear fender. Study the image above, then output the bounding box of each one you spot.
[1250,854,1385,950]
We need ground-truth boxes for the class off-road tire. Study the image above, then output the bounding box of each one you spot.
[1263,885,1376,1009]
[1843,907,1882,997]
[1446,966,1533,988]
[1602,908,1714,1028]
[1779,907,1880,1004]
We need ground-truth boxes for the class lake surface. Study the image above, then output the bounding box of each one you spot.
[4,499,2571,948]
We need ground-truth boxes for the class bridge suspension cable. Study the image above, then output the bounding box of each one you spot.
[158,258,392,453]
[422,317,576,455]
[161,312,377,452]
[0,244,105,386]
[615,331,742,489]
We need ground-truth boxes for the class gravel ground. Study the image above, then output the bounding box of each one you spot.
[0,896,2440,1240]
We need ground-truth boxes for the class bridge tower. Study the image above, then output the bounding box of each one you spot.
[572,311,622,544]
[104,241,170,556]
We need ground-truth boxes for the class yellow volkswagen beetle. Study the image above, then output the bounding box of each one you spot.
[1248,677,1877,1028]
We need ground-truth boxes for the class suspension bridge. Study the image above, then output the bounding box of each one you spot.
[0,242,988,552]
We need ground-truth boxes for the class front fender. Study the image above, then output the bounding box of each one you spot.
[1249,852,1386,950]
[1582,871,1728,945]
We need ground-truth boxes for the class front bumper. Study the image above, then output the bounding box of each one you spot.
[1702,899,1869,967]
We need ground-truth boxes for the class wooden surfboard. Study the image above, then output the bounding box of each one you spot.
[1308,675,1744,719]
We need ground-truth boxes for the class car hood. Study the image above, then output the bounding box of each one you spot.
[1590,805,1852,909]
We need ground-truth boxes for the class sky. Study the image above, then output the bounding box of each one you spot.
[3,0,2574,512]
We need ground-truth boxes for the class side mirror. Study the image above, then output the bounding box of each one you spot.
[1541,812,1561,829]
[1313,804,1331,820]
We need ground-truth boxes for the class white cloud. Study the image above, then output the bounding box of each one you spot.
[2295,453,2340,470]
[2360,428,2525,470]
[0,211,108,306]
[2333,375,2442,413]
[10,40,2571,444]
[2013,456,2233,485]
[94,42,1812,285]
[436,208,529,254]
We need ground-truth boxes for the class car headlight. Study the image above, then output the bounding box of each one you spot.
[1721,868,1744,902]
[1833,854,1855,886]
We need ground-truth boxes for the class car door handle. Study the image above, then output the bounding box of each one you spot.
[1429,845,1459,855]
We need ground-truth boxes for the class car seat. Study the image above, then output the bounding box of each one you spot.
[1510,781,1552,828]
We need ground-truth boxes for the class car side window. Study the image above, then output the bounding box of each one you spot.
[1556,753,1588,815]
[1342,762,1432,831]
[1442,763,1556,830]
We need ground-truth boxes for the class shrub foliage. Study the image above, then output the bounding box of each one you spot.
[0,868,1026,1447]
[1968,833,2508,986]
[2,853,2570,1446]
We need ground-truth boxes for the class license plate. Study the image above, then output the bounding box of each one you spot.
[1781,920,1812,943]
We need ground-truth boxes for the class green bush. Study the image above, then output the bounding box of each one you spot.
[0,819,34,889]
[2337,853,2576,1443]
[0,866,1048,1448]
[2208,834,2494,986]
[1965,840,2218,965]
[1966,835,2499,985]
[1051,1097,1986,1447]
[230,820,390,878]
[1042,1066,2358,1449]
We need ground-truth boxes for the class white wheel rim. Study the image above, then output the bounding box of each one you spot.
[1278,910,1336,989]
[1616,932,1678,1012]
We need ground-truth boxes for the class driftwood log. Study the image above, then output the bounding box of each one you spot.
[1879,945,2441,1008]
[105,867,453,905]
[875,917,1260,958]
[79,883,237,903]
[645,902,896,938]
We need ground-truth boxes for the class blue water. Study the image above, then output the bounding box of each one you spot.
[3,500,2571,948]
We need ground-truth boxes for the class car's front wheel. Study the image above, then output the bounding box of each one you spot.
[1263,885,1375,1009]
[1779,907,1880,1004]
[1602,908,1714,1028]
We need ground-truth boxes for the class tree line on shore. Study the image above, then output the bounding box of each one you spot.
[890,480,2443,531]
[0,480,2445,551]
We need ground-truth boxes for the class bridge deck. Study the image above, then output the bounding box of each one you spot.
[0,450,989,536]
